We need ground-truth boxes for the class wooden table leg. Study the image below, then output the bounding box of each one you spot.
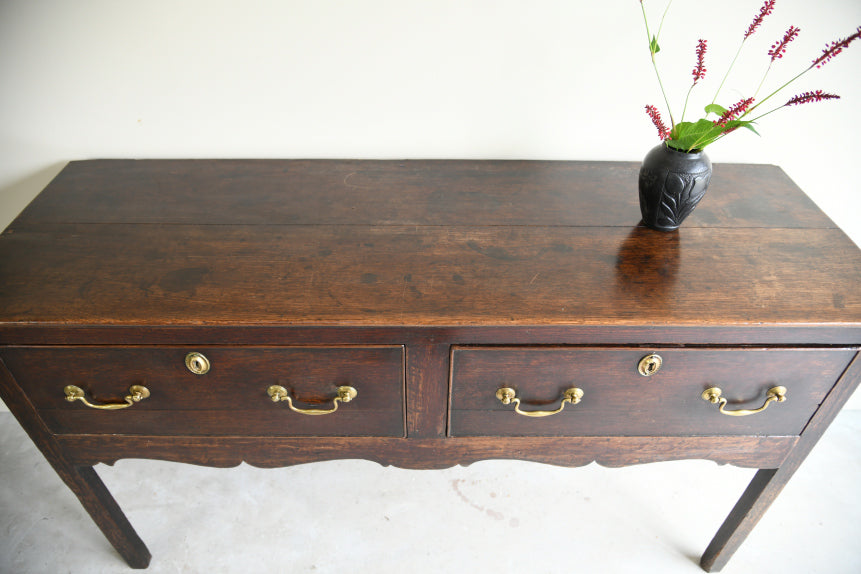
[701,353,861,572]
[0,359,151,568]
[700,467,786,571]
[60,464,152,569]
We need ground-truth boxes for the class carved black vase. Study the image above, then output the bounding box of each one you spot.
[638,143,712,231]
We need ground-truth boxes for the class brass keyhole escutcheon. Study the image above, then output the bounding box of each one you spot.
[185,352,211,375]
[638,353,663,376]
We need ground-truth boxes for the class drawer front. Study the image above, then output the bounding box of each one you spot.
[1,346,405,437]
[449,347,856,437]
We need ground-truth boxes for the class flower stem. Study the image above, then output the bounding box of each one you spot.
[653,59,676,129]
[656,0,675,41]
[640,1,653,48]
[753,62,773,99]
[712,41,745,105]
[641,1,676,129]
[708,70,811,151]
[746,67,809,116]
[746,104,787,124]
[681,84,695,123]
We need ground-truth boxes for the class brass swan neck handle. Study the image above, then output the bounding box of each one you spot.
[267,385,357,415]
[495,387,584,417]
[701,386,787,417]
[64,385,150,410]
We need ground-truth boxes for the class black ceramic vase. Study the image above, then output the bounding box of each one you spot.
[638,143,712,231]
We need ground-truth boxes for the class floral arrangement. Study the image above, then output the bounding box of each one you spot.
[639,0,861,152]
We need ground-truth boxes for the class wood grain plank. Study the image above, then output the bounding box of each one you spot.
[1,224,858,326]
[2,325,859,347]
[406,343,449,437]
[6,160,834,229]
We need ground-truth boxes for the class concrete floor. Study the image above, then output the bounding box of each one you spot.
[1,411,859,574]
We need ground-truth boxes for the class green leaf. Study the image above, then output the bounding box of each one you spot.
[668,119,724,151]
[721,120,759,137]
[650,36,661,54]
[741,122,761,136]
[667,119,761,151]
[704,104,727,116]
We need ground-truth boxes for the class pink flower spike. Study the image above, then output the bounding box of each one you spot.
[768,26,800,62]
[715,97,755,127]
[645,105,671,140]
[692,39,708,83]
[744,0,776,40]
[811,26,861,68]
[785,90,841,106]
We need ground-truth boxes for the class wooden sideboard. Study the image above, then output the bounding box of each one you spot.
[1,159,859,571]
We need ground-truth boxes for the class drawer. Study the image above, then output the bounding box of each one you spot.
[449,347,856,437]
[0,346,405,437]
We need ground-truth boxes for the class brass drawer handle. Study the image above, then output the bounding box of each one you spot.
[267,385,357,416]
[495,387,584,417]
[701,386,787,416]
[64,385,151,410]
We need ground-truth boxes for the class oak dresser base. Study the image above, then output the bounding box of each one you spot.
[1,159,859,571]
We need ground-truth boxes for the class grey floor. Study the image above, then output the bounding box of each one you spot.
[1,412,859,574]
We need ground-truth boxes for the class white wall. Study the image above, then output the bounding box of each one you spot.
[1,0,859,410]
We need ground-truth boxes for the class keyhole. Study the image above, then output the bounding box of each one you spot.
[638,354,663,377]
[185,352,211,375]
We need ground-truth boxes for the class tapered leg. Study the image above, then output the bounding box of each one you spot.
[700,353,861,572]
[60,465,152,568]
[0,360,151,568]
[700,468,785,571]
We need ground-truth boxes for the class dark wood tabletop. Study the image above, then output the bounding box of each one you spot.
[1,159,858,331]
